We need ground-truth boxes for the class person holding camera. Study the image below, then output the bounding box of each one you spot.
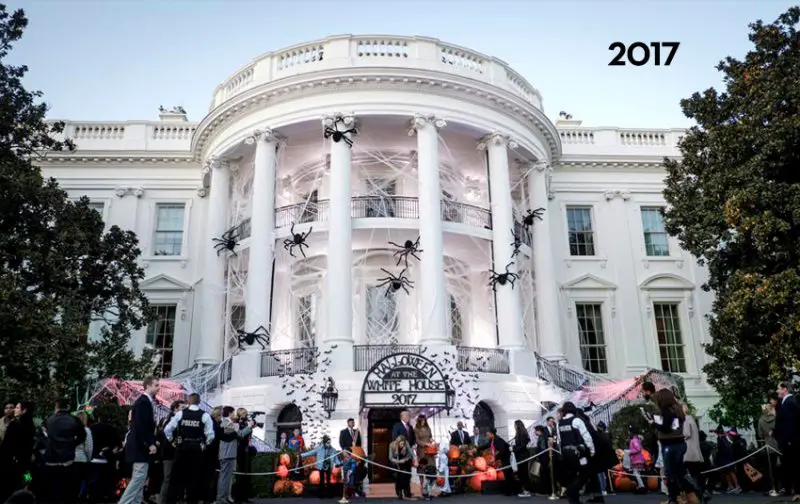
[163,393,214,504]
[231,408,257,503]
[555,402,595,504]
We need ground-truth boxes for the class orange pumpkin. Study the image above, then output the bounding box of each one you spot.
[484,467,497,481]
[448,446,460,460]
[646,475,660,491]
[332,466,341,477]
[273,480,288,494]
[473,456,487,472]
[483,453,495,467]
[292,481,304,495]
[496,470,505,481]
[304,456,316,466]
[468,473,485,492]
[642,449,653,466]
[309,470,320,485]
[279,453,291,466]
[425,443,438,456]
[276,464,289,479]
[614,476,635,492]
[351,446,366,459]
[436,476,445,486]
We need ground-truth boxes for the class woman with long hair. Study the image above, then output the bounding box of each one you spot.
[513,419,532,497]
[0,402,36,501]
[389,434,414,499]
[414,415,432,459]
[647,391,699,504]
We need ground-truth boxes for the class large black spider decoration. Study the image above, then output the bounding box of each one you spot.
[237,325,271,351]
[510,229,522,257]
[323,117,357,148]
[388,237,423,267]
[376,268,414,296]
[283,223,312,258]
[488,262,520,291]
[212,225,241,256]
[522,207,546,228]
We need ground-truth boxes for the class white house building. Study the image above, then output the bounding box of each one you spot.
[40,35,717,468]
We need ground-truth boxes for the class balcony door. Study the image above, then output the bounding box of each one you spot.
[299,190,318,224]
[366,179,396,218]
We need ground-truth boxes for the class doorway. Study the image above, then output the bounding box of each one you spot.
[367,408,402,483]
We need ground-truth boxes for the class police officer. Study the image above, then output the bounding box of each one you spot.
[556,402,595,504]
[163,393,214,504]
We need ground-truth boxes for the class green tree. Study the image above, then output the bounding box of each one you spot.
[0,5,156,410]
[661,7,800,427]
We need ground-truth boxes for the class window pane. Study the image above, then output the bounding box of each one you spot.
[449,294,464,345]
[146,304,177,377]
[296,294,317,347]
[575,303,607,374]
[641,207,669,257]
[88,202,104,215]
[366,285,398,344]
[653,303,686,373]
[566,207,595,256]
[154,204,185,256]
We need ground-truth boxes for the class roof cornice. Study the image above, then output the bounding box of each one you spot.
[36,151,196,166]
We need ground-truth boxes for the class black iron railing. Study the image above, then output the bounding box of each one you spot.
[353,344,422,371]
[260,348,318,377]
[535,353,589,392]
[456,346,510,374]
[275,200,330,229]
[351,196,419,219]
[442,200,493,229]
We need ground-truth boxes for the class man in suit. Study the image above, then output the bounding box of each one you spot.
[480,428,515,496]
[391,410,416,447]
[472,426,484,447]
[119,376,160,504]
[339,418,362,451]
[449,421,471,446]
[775,382,800,499]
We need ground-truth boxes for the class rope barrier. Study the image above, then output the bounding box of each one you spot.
[229,451,342,476]
[607,445,770,478]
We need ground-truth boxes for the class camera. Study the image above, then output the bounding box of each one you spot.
[244,410,266,429]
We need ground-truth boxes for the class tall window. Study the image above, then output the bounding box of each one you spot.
[88,201,105,215]
[230,305,246,333]
[366,179,397,217]
[566,206,595,256]
[153,203,186,256]
[146,304,177,377]
[575,303,608,374]
[653,303,687,373]
[449,294,464,345]
[641,207,670,256]
[366,285,398,344]
[296,294,317,347]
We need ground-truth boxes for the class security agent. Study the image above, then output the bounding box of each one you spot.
[556,402,595,504]
[163,393,215,504]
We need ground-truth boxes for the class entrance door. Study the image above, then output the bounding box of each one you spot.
[368,409,401,483]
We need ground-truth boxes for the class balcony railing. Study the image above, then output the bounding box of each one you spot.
[456,346,510,374]
[354,344,422,371]
[535,353,589,392]
[260,348,318,377]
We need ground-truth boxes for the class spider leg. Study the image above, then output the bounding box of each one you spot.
[379,268,393,276]
[401,284,410,295]
[375,277,393,287]
[288,245,296,258]
[290,223,296,236]
[282,239,292,248]
[410,251,421,262]
[388,241,404,248]
[395,253,406,267]
[298,243,307,258]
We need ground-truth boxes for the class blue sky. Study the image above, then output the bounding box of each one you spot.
[5,0,795,128]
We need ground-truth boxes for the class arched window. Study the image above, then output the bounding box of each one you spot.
[276,404,303,446]
[473,401,495,433]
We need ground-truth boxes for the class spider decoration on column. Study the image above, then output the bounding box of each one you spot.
[488,262,520,291]
[236,325,271,351]
[282,223,312,258]
[376,268,414,296]
[323,117,357,148]
[522,207,546,228]
[388,237,423,267]
[510,229,522,258]
[212,225,241,256]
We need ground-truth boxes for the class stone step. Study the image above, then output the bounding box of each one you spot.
[365,482,422,499]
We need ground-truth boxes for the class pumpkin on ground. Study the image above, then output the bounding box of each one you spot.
[351,446,366,458]
[276,464,289,479]
[496,470,505,481]
[425,443,438,456]
[484,468,497,481]
[436,476,445,487]
[646,475,660,491]
[292,481,304,495]
[614,476,635,492]
[473,457,487,472]
[273,480,289,494]
[448,446,460,460]
[642,449,653,466]
[483,453,495,467]
[468,473,485,492]
[309,470,320,485]
[279,453,291,466]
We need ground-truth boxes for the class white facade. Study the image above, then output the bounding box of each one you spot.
[40,35,717,455]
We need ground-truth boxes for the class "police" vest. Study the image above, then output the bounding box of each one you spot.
[557,417,582,448]
[177,408,205,442]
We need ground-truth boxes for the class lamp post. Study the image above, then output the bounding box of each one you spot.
[444,375,455,415]
[321,377,339,418]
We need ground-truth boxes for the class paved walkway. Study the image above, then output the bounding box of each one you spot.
[258,493,793,503]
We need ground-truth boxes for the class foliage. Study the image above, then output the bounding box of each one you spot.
[90,396,131,436]
[608,404,658,453]
[250,452,279,497]
[661,6,800,427]
[0,5,156,411]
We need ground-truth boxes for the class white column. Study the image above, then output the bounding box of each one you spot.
[480,133,525,350]
[529,162,566,361]
[323,114,355,345]
[196,158,231,365]
[244,129,280,350]
[410,114,449,345]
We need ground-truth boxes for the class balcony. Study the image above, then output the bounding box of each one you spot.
[238,196,531,246]
[260,348,318,377]
[535,353,589,392]
[457,346,510,374]
[353,344,510,374]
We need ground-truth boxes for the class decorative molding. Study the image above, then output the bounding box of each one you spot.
[243,127,282,145]
[114,186,145,198]
[557,160,667,170]
[604,189,631,201]
[114,187,127,198]
[476,132,518,151]
[560,273,618,291]
[139,273,193,291]
[37,153,197,166]
[642,258,685,269]
[190,72,561,160]
[639,273,695,290]
[407,114,447,136]
[196,186,208,198]
[322,113,356,128]
[532,161,550,173]
[132,187,144,198]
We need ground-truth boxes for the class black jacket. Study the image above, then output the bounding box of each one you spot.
[392,421,416,446]
[0,416,36,469]
[479,436,511,464]
[44,410,86,464]
[339,427,362,449]
[90,421,120,460]
[775,395,800,446]
[125,394,156,464]
[449,429,472,447]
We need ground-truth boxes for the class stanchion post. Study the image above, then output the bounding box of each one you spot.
[548,448,558,500]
